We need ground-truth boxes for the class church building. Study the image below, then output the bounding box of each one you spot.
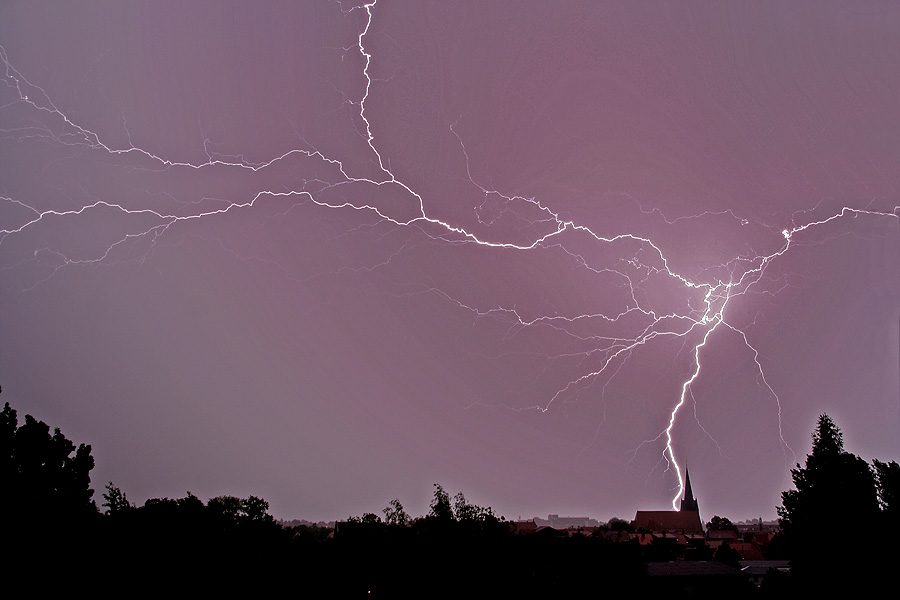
[632,469,703,533]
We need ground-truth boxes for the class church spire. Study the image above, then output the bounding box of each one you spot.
[680,468,699,512]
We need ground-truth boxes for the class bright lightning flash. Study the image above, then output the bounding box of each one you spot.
[1,1,897,510]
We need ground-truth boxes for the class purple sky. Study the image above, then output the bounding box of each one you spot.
[1,1,898,523]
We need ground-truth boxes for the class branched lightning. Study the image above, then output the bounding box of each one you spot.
[1,1,897,509]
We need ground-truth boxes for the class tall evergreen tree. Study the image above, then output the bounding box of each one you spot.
[778,414,879,534]
[778,414,881,591]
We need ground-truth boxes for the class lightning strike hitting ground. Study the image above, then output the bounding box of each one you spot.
[1,1,897,515]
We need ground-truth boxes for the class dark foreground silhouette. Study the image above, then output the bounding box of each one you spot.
[3,402,896,597]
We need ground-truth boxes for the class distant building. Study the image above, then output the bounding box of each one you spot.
[536,514,601,529]
[707,529,739,542]
[510,519,538,534]
[736,518,779,535]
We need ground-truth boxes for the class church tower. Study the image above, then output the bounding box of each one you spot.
[680,468,699,512]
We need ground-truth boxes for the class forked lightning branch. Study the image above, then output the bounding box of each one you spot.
[1,1,897,510]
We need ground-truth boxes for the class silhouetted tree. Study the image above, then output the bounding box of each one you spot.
[208,494,274,524]
[1,402,16,484]
[706,515,738,533]
[102,481,133,515]
[873,459,900,528]
[777,413,881,592]
[452,490,500,525]
[1,402,97,520]
[383,497,410,526]
[241,495,272,522]
[713,540,742,568]
[429,483,453,520]
[778,414,879,534]
[453,491,473,521]
[208,494,243,522]
[606,517,634,532]
[2,402,100,587]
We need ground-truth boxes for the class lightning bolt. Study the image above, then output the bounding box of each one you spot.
[2,1,897,510]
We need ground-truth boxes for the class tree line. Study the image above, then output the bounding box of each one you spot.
[3,400,897,595]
